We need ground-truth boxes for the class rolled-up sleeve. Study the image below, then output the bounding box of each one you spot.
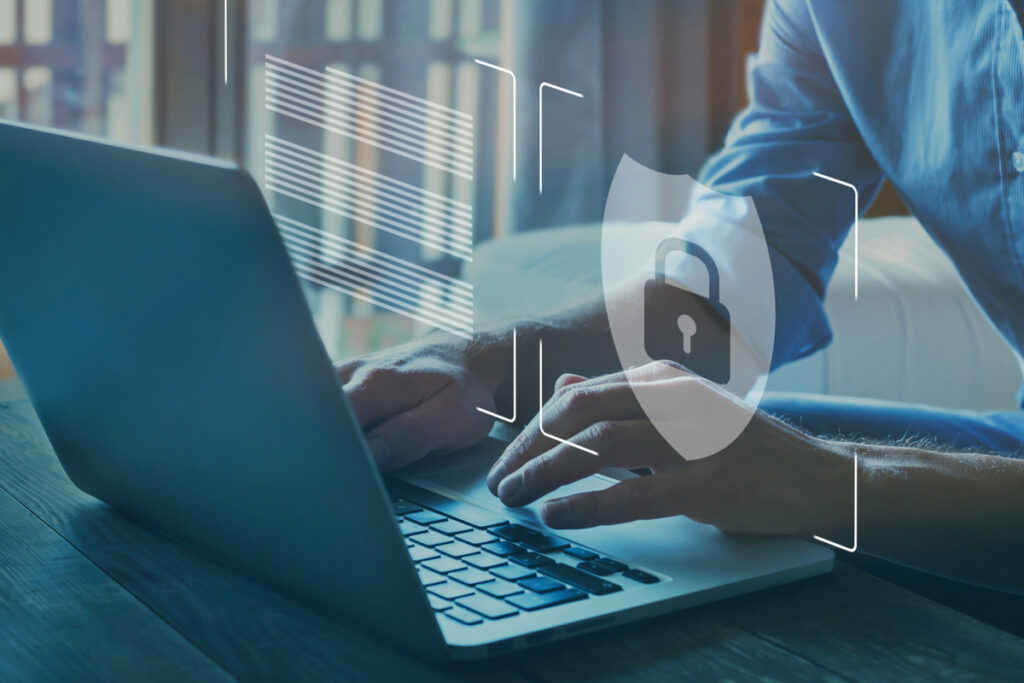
[694,0,885,368]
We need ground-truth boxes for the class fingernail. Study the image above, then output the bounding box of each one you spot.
[487,454,511,493]
[486,462,503,493]
[497,472,523,504]
[543,498,568,526]
[367,436,394,470]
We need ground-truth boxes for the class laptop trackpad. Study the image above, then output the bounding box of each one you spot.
[395,436,618,528]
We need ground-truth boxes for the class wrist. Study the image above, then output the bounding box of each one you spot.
[808,437,859,543]
[461,325,518,396]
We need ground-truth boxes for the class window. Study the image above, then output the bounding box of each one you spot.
[246,0,506,358]
[239,1,741,359]
[0,1,749,372]
[0,0,152,143]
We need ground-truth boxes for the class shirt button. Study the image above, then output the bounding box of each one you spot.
[1014,150,1024,173]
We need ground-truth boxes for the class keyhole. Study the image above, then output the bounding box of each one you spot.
[677,314,697,354]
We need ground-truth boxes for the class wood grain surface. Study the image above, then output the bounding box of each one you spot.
[1,399,1022,681]
[0,339,14,381]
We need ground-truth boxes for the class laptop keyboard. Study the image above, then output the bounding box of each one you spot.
[391,494,660,627]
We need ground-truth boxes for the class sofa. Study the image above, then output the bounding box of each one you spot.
[465,215,1022,411]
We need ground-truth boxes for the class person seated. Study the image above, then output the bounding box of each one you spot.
[336,0,1024,596]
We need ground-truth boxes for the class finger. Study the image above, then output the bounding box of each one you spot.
[540,475,682,528]
[487,380,644,493]
[488,361,704,494]
[345,379,400,429]
[546,360,689,394]
[334,358,362,385]
[364,410,438,471]
[344,365,439,428]
[365,389,492,471]
[497,420,683,507]
[534,362,698,433]
[554,373,587,392]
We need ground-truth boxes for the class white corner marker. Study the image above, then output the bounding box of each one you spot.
[474,60,516,182]
[812,454,858,553]
[813,171,859,300]
[538,82,583,195]
[537,339,598,456]
[223,0,229,84]
[476,329,517,423]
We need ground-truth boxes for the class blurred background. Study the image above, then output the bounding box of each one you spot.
[3,0,1018,411]
[0,0,782,362]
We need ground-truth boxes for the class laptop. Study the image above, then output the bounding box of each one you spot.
[0,120,833,662]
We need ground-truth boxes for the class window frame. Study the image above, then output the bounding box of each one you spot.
[154,0,248,161]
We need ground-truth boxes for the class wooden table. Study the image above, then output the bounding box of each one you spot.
[2,398,1024,681]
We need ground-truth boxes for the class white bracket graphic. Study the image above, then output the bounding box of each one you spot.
[476,328,517,423]
[474,60,516,182]
[538,339,598,456]
[813,171,859,300]
[813,454,858,553]
[223,0,229,84]
[538,82,583,194]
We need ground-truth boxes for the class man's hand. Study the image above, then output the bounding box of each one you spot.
[487,362,854,537]
[337,336,505,471]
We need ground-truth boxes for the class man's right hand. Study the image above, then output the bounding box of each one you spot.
[336,336,506,471]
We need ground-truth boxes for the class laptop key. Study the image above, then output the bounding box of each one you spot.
[623,569,660,584]
[409,545,439,563]
[443,606,484,625]
[428,595,453,611]
[509,551,554,568]
[506,588,587,611]
[520,535,570,553]
[450,509,510,529]
[563,546,598,561]
[592,557,628,574]
[422,557,467,574]
[411,531,452,547]
[448,568,494,586]
[540,563,623,595]
[400,489,509,528]
[492,524,543,543]
[519,576,565,594]
[479,579,523,598]
[457,594,518,620]
[436,541,479,558]
[577,561,613,576]
[406,510,447,525]
[398,519,427,536]
[464,553,506,570]
[428,581,474,601]
[392,499,421,515]
[456,530,497,546]
[481,541,522,557]
[491,564,535,582]
[433,520,472,535]
[418,568,445,586]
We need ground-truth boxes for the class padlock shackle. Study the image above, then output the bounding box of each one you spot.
[654,238,720,304]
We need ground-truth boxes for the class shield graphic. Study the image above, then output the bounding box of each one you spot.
[601,155,776,461]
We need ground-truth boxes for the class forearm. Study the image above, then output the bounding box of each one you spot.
[824,442,1024,593]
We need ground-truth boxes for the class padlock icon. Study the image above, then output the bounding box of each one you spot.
[644,238,730,384]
